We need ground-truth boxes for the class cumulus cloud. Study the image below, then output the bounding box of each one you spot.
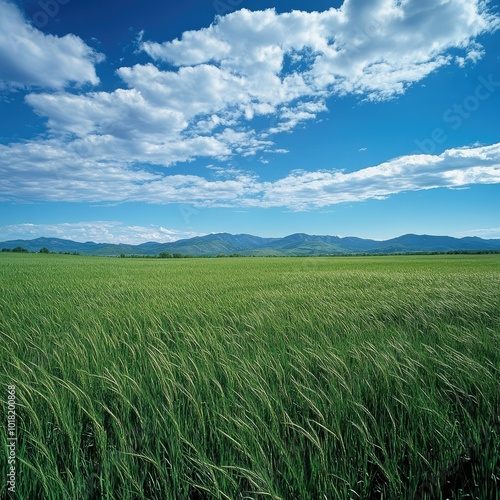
[0,222,200,244]
[142,0,499,103]
[0,0,103,90]
[19,0,499,166]
[1,0,499,212]
[1,141,500,208]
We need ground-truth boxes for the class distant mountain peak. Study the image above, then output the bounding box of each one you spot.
[1,233,499,257]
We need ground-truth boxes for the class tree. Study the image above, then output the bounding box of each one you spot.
[172,253,183,259]
[159,252,172,259]
[39,247,50,254]
[1,248,11,252]
[12,246,28,253]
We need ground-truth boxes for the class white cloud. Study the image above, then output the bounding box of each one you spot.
[0,1,499,214]
[456,42,485,67]
[0,222,200,244]
[1,141,500,208]
[142,1,499,105]
[0,0,103,90]
[16,0,498,168]
[258,143,500,209]
[26,88,188,138]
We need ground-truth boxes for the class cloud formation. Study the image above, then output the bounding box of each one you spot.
[1,142,500,209]
[1,0,499,211]
[258,143,500,209]
[19,0,499,166]
[0,0,103,90]
[143,0,498,103]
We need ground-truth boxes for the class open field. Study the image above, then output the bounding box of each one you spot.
[1,254,499,498]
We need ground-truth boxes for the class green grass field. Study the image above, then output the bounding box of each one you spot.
[1,253,499,499]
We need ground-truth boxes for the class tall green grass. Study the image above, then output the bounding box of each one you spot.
[1,254,499,498]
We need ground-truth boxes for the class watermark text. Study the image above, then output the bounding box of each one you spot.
[6,385,17,494]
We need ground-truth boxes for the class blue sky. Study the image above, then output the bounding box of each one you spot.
[1,0,499,243]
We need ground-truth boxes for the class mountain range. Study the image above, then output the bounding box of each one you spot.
[2,233,500,256]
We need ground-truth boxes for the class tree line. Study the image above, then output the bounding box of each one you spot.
[3,247,500,257]
[2,247,79,255]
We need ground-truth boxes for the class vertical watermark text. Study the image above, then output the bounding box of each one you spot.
[6,385,17,494]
